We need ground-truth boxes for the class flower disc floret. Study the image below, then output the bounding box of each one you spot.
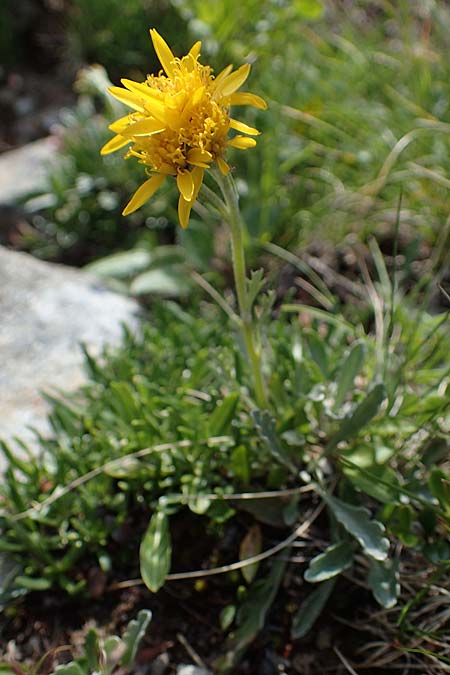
[101,29,267,228]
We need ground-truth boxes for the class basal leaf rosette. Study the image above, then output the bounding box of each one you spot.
[101,29,267,229]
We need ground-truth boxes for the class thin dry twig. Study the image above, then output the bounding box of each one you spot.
[160,483,316,506]
[334,646,360,675]
[176,632,208,670]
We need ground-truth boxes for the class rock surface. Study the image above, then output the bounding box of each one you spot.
[0,137,57,203]
[0,246,139,463]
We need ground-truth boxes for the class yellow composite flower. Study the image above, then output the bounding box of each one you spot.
[101,29,267,229]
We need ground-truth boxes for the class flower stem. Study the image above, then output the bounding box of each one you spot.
[213,171,269,410]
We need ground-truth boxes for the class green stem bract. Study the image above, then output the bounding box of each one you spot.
[213,170,269,410]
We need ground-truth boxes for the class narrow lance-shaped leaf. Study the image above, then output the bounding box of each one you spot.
[239,525,262,584]
[327,383,386,452]
[368,558,400,609]
[84,628,100,672]
[251,410,296,472]
[85,249,152,279]
[246,269,266,311]
[429,468,450,512]
[130,268,188,297]
[51,663,85,675]
[209,392,240,436]
[214,557,286,671]
[334,341,366,409]
[140,511,172,592]
[318,489,389,561]
[304,541,354,583]
[343,461,400,504]
[291,578,335,639]
[121,609,152,666]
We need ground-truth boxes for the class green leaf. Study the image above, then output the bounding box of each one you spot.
[220,604,236,630]
[235,557,286,641]
[343,462,400,504]
[215,557,286,671]
[140,512,171,592]
[146,245,185,270]
[251,410,296,472]
[84,628,100,672]
[121,609,152,667]
[368,558,399,609]
[304,541,353,583]
[246,269,266,310]
[52,663,85,675]
[319,490,389,561]
[104,635,123,668]
[422,540,450,564]
[0,441,35,477]
[306,332,329,378]
[291,578,335,639]
[130,268,188,296]
[293,0,324,20]
[429,469,450,511]
[231,445,250,484]
[239,525,262,584]
[334,341,366,409]
[14,576,52,591]
[327,383,386,452]
[0,665,17,675]
[85,249,152,279]
[209,393,239,436]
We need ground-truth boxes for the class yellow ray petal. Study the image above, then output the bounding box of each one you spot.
[213,64,233,92]
[100,134,131,155]
[108,86,145,112]
[178,196,192,229]
[143,98,167,122]
[177,167,204,229]
[187,148,212,167]
[150,28,177,78]
[122,174,166,215]
[189,40,202,59]
[121,79,162,100]
[227,135,257,149]
[230,119,260,135]
[230,92,268,110]
[217,63,251,98]
[121,118,166,137]
[191,166,205,199]
[191,85,206,107]
[109,115,132,133]
[177,170,194,202]
[216,156,231,176]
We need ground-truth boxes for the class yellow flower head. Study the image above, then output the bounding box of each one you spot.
[101,29,267,228]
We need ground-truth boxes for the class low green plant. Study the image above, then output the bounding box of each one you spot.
[0,609,151,675]
[0,282,448,663]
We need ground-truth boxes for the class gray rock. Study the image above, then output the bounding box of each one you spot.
[0,246,139,464]
[176,667,212,675]
[0,137,57,203]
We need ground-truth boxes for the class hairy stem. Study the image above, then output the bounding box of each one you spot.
[213,170,269,409]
